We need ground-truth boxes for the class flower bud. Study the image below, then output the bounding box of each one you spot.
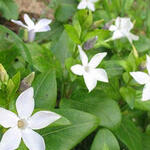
[0,64,9,83]
[19,72,35,92]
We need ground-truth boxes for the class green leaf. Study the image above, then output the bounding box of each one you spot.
[51,30,75,67]
[27,43,59,72]
[0,0,18,20]
[91,128,120,150]
[114,117,142,150]
[54,0,77,22]
[60,91,121,129]
[120,87,136,109]
[0,25,32,66]
[41,108,99,150]
[142,133,150,150]
[33,70,57,109]
[65,24,81,44]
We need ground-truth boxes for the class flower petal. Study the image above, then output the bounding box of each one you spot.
[130,72,150,85]
[22,128,45,150]
[142,83,150,101]
[127,33,139,43]
[112,30,124,40]
[78,45,88,66]
[115,17,121,28]
[0,108,18,128]
[29,111,61,130]
[34,19,52,32]
[16,87,34,119]
[120,18,133,32]
[146,55,150,75]
[24,14,35,29]
[77,0,87,9]
[87,2,95,11]
[109,25,117,31]
[83,72,97,92]
[93,68,108,82]
[35,25,51,32]
[11,20,27,29]
[71,64,84,76]
[0,127,21,150]
[89,52,107,68]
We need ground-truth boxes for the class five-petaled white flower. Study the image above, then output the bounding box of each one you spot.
[77,0,98,11]
[130,55,150,101]
[11,14,52,42]
[71,46,108,92]
[109,17,139,43]
[0,87,61,150]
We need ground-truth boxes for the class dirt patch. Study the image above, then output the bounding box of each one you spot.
[15,0,53,19]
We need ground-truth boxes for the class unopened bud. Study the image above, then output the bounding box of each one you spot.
[0,64,9,83]
[83,36,98,50]
[19,72,35,92]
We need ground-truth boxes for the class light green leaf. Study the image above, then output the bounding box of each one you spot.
[65,24,81,44]
[91,128,120,150]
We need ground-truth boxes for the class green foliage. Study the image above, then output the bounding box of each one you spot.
[91,128,120,150]
[0,0,18,20]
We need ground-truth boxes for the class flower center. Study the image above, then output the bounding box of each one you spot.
[84,66,90,73]
[17,119,27,129]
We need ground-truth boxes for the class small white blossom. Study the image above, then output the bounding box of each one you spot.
[109,17,139,43]
[130,55,150,101]
[0,87,61,150]
[71,46,108,92]
[77,0,98,11]
[11,14,52,42]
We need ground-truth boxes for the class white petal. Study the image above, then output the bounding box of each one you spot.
[87,2,95,11]
[0,127,21,150]
[83,72,97,92]
[142,83,150,101]
[115,17,121,28]
[29,111,61,130]
[16,87,34,119]
[71,64,84,76]
[112,30,125,40]
[77,0,87,9]
[130,72,150,85]
[127,33,139,43]
[22,128,45,150]
[78,45,88,66]
[24,14,35,29]
[0,108,18,128]
[34,19,52,32]
[120,18,133,32]
[35,25,51,32]
[11,20,27,29]
[89,52,107,68]
[89,0,98,2]
[93,68,108,82]
[109,25,117,31]
[146,55,150,75]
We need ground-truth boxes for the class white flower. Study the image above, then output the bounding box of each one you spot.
[71,46,108,92]
[130,55,150,101]
[109,17,139,43]
[11,14,52,42]
[77,0,98,11]
[0,87,61,150]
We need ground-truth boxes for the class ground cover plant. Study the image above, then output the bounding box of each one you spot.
[0,0,150,149]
